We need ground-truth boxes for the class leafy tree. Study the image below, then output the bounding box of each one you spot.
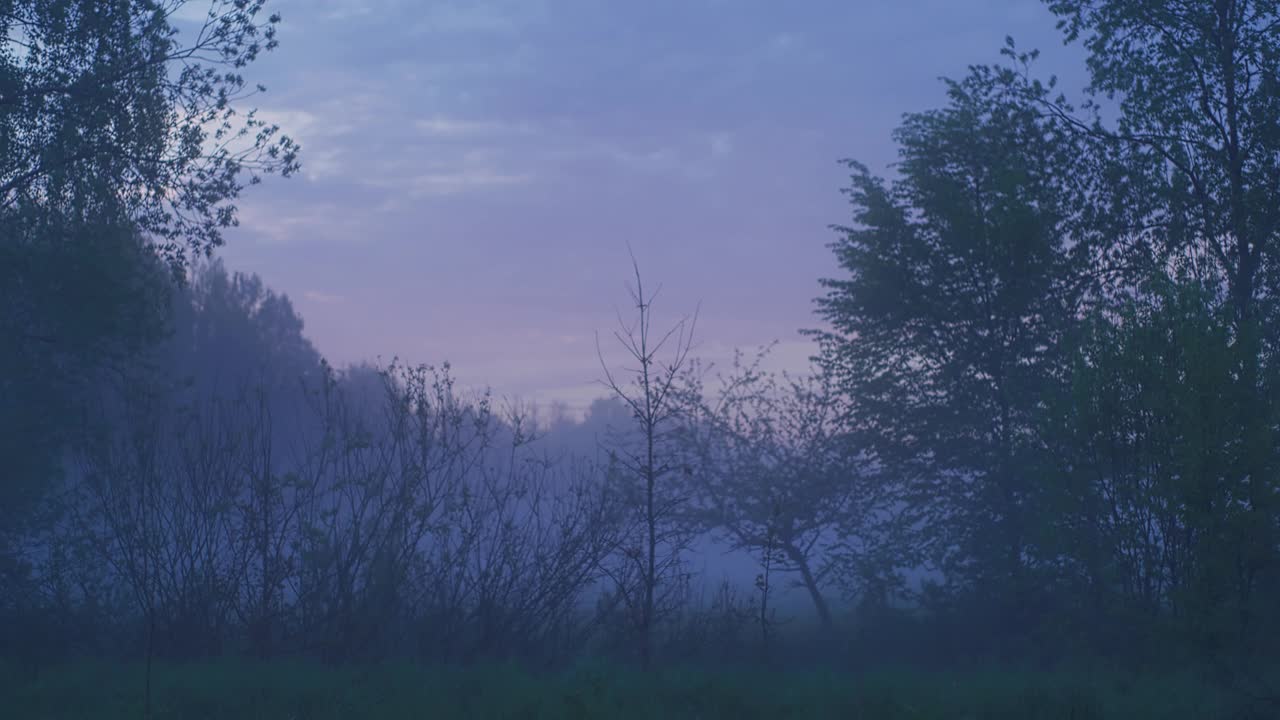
[1044,274,1280,661]
[168,259,324,412]
[1042,0,1280,662]
[1,0,298,255]
[1,0,297,538]
[1045,0,1280,323]
[812,65,1087,641]
[0,224,168,538]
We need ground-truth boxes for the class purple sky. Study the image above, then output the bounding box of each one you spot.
[208,0,1088,414]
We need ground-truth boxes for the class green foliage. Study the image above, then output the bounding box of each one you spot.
[1045,276,1280,657]
[1,0,296,547]
[0,0,298,258]
[0,219,169,538]
[814,0,1280,666]
[813,63,1087,626]
[1045,0,1280,319]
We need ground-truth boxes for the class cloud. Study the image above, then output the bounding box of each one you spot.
[358,144,536,199]
[415,116,534,137]
[407,167,532,196]
[572,139,723,181]
[601,145,684,174]
[410,3,521,34]
[254,109,320,135]
[303,290,347,305]
[767,32,801,55]
[709,132,733,156]
[313,0,375,22]
[254,108,357,179]
[255,106,365,141]
[297,147,344,181]
[233,208,320,244]
[233,200,368,245]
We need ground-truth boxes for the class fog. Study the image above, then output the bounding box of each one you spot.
[5,2,1280,718]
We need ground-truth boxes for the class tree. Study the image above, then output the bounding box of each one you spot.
[812,64,1086,642]
[169,259,324,421]
[1040,270,1280,664]
[1,0,298,256]
[1,0,298,541]
[596,257,697,669]
[677,347,887,631]
[0,224,169,541]
[1041,0,1280,664]
[1044,0,1280,323]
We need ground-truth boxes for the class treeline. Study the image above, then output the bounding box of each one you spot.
[0,259,887,670]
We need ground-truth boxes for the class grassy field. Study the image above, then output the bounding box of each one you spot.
[0,657,1257,719]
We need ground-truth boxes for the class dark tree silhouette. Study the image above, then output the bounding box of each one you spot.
[596,256,697,670]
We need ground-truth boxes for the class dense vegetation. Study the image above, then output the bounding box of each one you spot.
[6,0,1280,718]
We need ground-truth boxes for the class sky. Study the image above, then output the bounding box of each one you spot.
[205,0,1090,415]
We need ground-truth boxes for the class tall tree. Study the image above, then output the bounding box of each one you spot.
[812,65,1086,640]
[1,0,297,538]
[1043,1,1280,660]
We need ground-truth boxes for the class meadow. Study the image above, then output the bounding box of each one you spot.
[1,658,1256,720]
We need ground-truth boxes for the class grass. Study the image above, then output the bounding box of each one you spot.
[0,656,1249,719]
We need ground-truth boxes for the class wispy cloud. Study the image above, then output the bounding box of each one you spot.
[303,290,347,305]
[410,3,523,35]
[709,132,733,156]
[234,201,369,245]
[408,167,532,196]
[567,136,732,181]
[766,32,802,56]
[415,116,534,137]
[255,108,357,179]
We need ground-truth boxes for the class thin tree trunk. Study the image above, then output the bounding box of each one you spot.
[144,608,155,720]
[786,545,833,629]
[642,418,656,671]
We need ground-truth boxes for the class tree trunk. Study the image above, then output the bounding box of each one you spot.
[785,544,833,629]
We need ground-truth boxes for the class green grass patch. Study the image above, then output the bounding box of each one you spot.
[0,657,1246,719]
